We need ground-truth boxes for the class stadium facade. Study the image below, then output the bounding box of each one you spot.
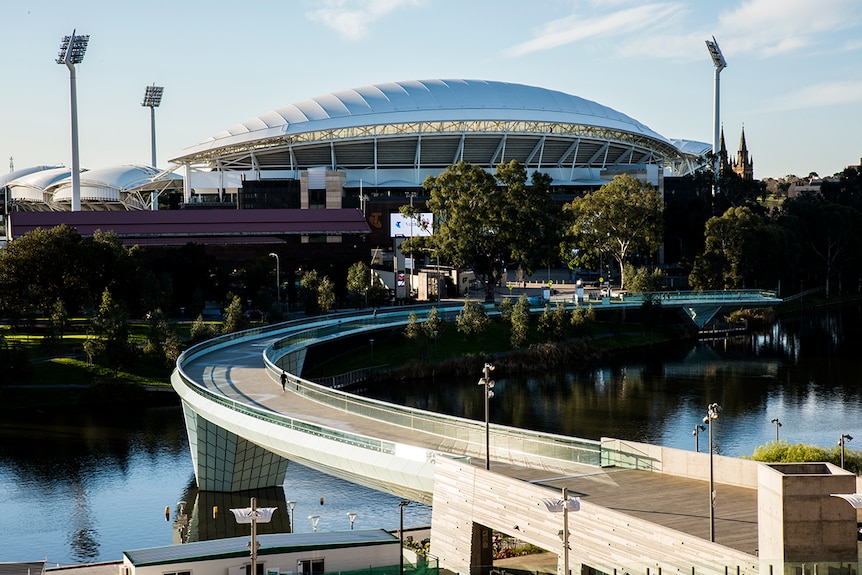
[4,79,710,220]
[169,78,709,210]
[2,79,712,288]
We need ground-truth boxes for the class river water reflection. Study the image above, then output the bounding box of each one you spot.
[1,304,860,564]
[361,303,862,456]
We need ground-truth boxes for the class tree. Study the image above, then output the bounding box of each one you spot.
[222,296,246,334]
[494,161,560,276]
[85,289,131,374]
[299,270,322,315]
[777,195,862,297]
[43,299,68,352]
[318,276,336,313]
[455,298,490,339]
[689,206,767,290]
[144,308,181,367]
[346,261,371,308]
[404,311,423,341]
[189,314,218,344]
[538,303,569,341]
[422,307,444,340]
[424,161,555,302]
[560,174,663,289]
[623,263,665,292]
[0,225,141,317]
[509,294,530,348]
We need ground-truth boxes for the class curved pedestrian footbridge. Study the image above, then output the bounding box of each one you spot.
[172,300,859,575]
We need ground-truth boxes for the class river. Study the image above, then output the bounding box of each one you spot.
[1,303,859,564]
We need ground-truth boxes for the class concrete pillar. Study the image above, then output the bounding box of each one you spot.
[182,404,288,492]
[757,462,858,573]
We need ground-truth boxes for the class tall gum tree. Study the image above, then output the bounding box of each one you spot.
[423,161,554,301]
[560,173,663,289]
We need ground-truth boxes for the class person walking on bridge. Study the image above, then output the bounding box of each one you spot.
[281,371,287,392]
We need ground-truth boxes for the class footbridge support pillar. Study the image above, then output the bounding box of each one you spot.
[182,404,289,492]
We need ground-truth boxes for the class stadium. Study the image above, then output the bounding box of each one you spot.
[170,78,709,207]
[4,78,709,217]
[2,79,711,296]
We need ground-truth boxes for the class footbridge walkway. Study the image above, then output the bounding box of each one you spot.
[171,291,858,575]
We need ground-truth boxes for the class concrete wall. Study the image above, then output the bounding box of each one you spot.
[429,457,758,575]
[757,462,858,567]
[602,437,760,488]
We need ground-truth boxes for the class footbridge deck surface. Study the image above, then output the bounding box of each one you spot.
[180,329,759,556]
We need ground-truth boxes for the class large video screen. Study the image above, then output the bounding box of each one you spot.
[390,212,434,238]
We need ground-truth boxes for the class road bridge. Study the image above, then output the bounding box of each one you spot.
[171,298,858,575]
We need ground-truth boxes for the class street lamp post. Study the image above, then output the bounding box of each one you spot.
[478,363,496,470]
[308,514,320,532]
[398,500,410,574]
[771,418,782,442]
[230,497,278,575]
[347,511,357,530]
[56,30,90,212]
[704,402,721,542]
[840,434,853,469]
[693,424,706,452]
[287,500,296,532]
[541,487,581,575]
[268,253,280,307]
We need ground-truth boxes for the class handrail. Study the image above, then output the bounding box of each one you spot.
[174,288,782,471]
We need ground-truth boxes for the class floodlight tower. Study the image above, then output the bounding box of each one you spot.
[56,30,90,212]
[142,84,164,167]
[142,84,164,209]
[705,36,726,195]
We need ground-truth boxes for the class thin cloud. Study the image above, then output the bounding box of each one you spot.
[765,80,862,112]
[505,3,684,58]
[306,0,421,41]
[717,0,861,58]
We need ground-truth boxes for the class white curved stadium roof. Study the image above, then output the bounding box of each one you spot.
[183,79,671,155]
[7,164,163,211]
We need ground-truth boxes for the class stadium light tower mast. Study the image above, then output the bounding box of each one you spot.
[56,30,90,212]
[142,84,164,168]
[705,36,726,195]
[142,84,164,210]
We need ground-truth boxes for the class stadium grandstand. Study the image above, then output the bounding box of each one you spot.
[168,78,709,209]
[2,79,711,288]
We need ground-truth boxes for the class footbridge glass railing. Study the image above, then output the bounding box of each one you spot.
[261,307,602,467]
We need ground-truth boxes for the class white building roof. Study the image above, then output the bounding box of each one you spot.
[176,79,674,161]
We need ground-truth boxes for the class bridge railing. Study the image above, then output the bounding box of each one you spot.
[258,308,602,468]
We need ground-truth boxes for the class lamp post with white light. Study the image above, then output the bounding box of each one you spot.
[308,514,320,532]
[230,497,278,575]
[56,30,90,212]
[287,500,296,532]
[840,434,853,469]
[771,418,782,442]
[347,511,357,530]
[704,402,721,542]
[478,363,495,470]
[269,253,280,307]
[541,487,580,575]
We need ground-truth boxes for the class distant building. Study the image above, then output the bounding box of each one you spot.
[719,127,754,180]
[121,530,409,575]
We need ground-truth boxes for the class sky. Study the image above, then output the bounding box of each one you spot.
[2,0,861,181]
